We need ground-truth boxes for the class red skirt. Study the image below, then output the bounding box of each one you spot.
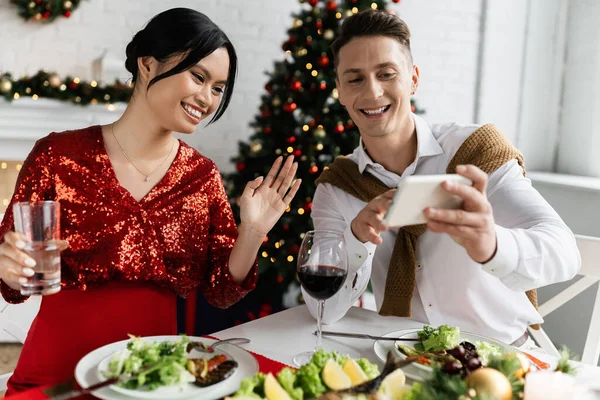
[5,282,177,396]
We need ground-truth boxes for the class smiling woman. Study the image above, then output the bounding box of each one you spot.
[0,7,301,395]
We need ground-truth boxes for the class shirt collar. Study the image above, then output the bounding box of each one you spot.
[355,114,444,173]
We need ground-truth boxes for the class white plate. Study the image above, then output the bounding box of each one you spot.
[373,329,430,382]
[95,344,236,400]
[75,336,259,400]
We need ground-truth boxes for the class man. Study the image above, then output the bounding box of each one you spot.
[303,9,580,347]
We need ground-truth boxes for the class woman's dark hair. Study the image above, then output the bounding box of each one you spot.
[125,8,237,124]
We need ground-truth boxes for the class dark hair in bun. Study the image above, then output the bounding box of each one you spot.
[124,8,237,124]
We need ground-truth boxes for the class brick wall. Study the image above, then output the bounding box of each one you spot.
[0,0,483,171]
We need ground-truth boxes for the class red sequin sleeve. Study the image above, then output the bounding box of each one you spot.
[0,136,55,304]
[201,167,258,309]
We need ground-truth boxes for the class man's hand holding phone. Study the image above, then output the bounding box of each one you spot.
[350,164,497,264]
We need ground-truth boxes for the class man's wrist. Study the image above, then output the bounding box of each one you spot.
[350,219,366,243]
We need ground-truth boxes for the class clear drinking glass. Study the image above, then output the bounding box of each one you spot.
[293,230,348,366]
[12,201,61,296]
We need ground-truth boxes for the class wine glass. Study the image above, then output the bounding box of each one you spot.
[293,230,348,366]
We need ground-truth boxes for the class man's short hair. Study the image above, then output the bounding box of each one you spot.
[331,9,413,70]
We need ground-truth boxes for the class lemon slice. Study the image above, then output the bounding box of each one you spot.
[380,369,408,399]
[342,358,368,386]
[322,358,352,390]
[264,372,292,400]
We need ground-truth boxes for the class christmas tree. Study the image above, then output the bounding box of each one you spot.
[224,0,425,315]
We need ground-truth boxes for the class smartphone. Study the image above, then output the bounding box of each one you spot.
[382,174,473,228]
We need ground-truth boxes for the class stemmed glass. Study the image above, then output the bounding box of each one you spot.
[293,230,348,366]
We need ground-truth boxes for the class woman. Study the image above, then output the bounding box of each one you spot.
[0,8,300,394]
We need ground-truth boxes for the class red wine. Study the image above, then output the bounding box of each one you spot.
[298,265,347,300]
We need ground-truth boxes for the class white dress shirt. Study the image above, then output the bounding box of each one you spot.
[303,114,581,344]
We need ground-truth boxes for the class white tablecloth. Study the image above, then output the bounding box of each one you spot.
[212,305,600,387]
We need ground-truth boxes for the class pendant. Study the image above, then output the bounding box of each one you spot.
[144,176,150,182]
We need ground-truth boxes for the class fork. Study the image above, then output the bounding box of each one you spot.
[190,338,251,353]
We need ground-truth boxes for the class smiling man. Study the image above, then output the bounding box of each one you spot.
[302,9,581,347]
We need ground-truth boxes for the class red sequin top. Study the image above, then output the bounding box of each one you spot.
[0,126,257,306]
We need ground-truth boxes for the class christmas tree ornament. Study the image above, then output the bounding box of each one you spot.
[284,101,298,112]
[272,96,282,107]
[295,47,308,57]
[326,1,337,12]
[0,78,13,94]
[48,73,61,88]
[313,127,326,138]
[290,80,302,91]
[250,140,263,153]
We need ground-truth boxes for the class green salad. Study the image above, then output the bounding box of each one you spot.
[103,335,195,391]
[398,325,503,369]
[234,349,380,399]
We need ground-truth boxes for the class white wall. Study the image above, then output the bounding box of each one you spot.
[0,0,483,172]
[556,0,600,177]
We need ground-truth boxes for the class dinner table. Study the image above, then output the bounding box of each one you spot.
[7,305,600,399]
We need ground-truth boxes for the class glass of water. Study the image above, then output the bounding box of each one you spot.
[12,201,61,296]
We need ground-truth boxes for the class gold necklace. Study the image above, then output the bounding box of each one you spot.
[111,123,176,182]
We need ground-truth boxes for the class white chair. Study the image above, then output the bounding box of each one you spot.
[0,295,41,392]
[528,234,600,365]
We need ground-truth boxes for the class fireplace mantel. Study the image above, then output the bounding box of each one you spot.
[0,98,126,161]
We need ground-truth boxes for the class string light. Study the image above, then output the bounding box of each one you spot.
[90,81,98,88]
[352,7,358,13]
[32,94,38,100]
[275,242,281,249]
[302,125,309,131]
[1,163,7,169]
[306,63,313,69]
[13,93,20,99]
[287,256,294,262]
[298,208,305,215]
[2,199,8,206]
[262,251,269,258]
[311,70,318,77]
[371,3,378,9]
[287,147,294,153]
